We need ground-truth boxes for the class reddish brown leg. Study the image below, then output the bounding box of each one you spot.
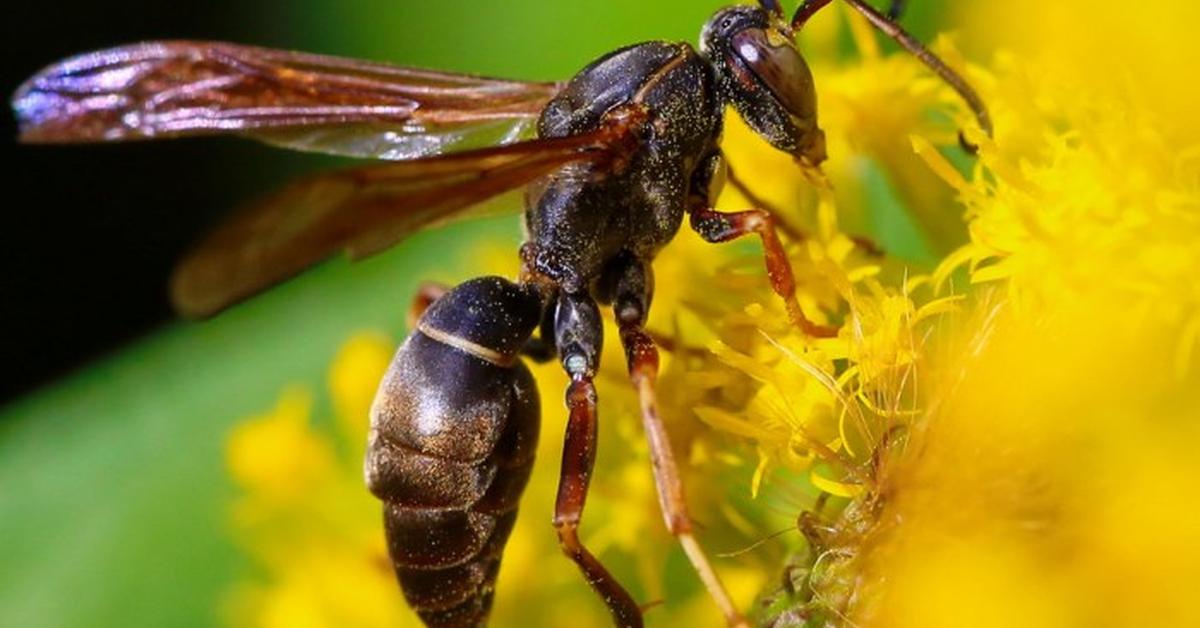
[607,256,748,627]
[618,325,749,628]
[726,166,884,257]
[554,375,643,627]
[689,206,837,337]
[552,290,643,627]
[406,281,449,330]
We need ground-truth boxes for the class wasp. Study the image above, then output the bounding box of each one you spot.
[12,1,989,625]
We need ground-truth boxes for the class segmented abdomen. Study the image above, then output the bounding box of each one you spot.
[366,332,540,627]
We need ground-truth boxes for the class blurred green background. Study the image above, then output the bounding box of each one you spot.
[1,2,951,626]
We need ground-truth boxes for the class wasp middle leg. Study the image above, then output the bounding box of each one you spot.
[606,255,749,628]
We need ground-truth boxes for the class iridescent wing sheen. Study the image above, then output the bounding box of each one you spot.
[12,41,561,160]
[169,119,641,318]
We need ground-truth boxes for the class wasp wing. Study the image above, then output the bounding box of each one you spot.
[13,41,560,160]
[170,118,641,318]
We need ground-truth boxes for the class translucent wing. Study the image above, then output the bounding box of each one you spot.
[13,41,561,160]
[170,109,646,317]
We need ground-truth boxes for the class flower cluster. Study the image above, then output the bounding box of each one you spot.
[757,2,1200,626]
[222,3,1200,627]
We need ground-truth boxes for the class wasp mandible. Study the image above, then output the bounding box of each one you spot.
[12,1,990,625]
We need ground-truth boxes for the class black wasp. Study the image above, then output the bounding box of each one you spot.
[12,0,989,625]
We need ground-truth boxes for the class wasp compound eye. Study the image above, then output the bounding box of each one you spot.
[729,28,818,128]
[699,5,767,57]
[711,23,826,164]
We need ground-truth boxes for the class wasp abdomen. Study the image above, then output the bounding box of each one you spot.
[367,277,542,627]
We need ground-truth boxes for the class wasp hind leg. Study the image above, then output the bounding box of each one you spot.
[405,281,450,330]
[552,289,644,627]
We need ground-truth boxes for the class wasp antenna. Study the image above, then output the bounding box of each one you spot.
[792,0,993,142]
[958,130,981,155]
[791,0,832,30]
[839,0,993,139]
[758,0,785,19]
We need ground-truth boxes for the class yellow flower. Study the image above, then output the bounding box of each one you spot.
[227,389,332,509]
[687,4,970,515]
[221,4,1200,627]
[752,3,1200,627]
[960,0,1200,151]
[224,311,763,627]
[225,333,411,628]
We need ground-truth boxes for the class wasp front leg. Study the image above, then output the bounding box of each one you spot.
[605,255,749,628]
[689,153,837,338]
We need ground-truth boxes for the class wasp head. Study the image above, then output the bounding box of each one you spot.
[700,5,826,166]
